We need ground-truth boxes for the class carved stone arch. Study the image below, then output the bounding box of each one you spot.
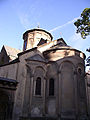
[29,66,46,116]
[59,60,75,72]
[34,66,46,78]
[33,66,45,96]
[34,66,46,72]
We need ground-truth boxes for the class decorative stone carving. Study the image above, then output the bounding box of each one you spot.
[31,107,41,116]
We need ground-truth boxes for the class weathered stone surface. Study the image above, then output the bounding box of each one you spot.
[0,28,88,120]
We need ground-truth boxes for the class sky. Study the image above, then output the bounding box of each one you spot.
[0,0,90,69]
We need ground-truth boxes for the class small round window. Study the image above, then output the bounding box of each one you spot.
[78,68,82,75]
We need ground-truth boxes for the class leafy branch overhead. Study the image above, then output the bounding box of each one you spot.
[74,8,90,39]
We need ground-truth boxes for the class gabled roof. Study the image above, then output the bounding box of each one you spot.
[3,45,21,60]
[25,54,46,62]
[51,38,67,48]
[43,38,68,51]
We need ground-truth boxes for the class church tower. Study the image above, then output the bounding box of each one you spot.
[23,28,53,51]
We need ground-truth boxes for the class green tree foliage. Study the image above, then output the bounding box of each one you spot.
[74,8,90,39]
[74,8,90,68]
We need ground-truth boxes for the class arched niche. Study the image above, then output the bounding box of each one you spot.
[46,62,58,116]
[59,61,75,113]
[46,62,58,96]
[76,63,87,114]
[33,66,45,96]
[31,67,45,116]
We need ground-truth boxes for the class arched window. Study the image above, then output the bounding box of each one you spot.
[24,40,27,50]
[35,77,41,95]
[49,78,54,96]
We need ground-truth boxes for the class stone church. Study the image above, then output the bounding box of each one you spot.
[0,28,89,120]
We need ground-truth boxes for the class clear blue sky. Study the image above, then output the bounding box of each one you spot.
[0,0,90,68]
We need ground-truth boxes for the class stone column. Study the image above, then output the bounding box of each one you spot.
[43,76,46,116]
[58,70,61,117]
[73,70,78,118]
[22,65,31,117]
[78,73,87,119]
[28,72,34,116]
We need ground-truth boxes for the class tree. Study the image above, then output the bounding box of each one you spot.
[74,8,90,39]
[74,8,90,68]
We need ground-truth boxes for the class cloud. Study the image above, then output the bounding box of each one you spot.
[49,17,79,32]
[11,0,40,29]
[18,12,31,29]
[68,31,90,53]
[68,32,90,71]
[68,33,83,48]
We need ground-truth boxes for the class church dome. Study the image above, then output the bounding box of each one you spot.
[23,28,53,51]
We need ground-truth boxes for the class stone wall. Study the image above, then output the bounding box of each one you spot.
[19,48,87,120]
[86,71,90,118]
[0,63,18,80]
